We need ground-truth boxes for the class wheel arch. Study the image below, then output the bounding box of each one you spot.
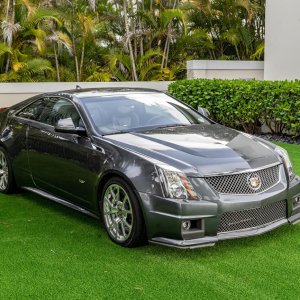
[97,170,142,212]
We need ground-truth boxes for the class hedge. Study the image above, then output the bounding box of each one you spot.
[168,79,300,136]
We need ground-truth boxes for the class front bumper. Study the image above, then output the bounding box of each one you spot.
[139,173,300,249]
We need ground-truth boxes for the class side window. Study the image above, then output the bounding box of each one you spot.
[38,98,82,127]
[17,97,82,128]
[37,98,58,125]
[17,98,46,120]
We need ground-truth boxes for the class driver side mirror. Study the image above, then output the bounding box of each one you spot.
[198,106,210,118]
[55,118,87,136]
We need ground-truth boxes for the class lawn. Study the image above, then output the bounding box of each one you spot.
[1,142,300,300]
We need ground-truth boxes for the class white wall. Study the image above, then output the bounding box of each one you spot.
[0,81,172,107]
[264,0,300,80]
[187,60,264,80]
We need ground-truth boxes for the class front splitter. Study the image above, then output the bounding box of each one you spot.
[149,217,296,249]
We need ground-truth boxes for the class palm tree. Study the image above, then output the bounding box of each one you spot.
[47,30,73,81]
[108,48,164,81]
[0,0,266,82]
[187,0,265,60]
[0,0,63,78]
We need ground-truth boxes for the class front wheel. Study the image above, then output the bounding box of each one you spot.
[0,147,16,194]
[100,177,146,247]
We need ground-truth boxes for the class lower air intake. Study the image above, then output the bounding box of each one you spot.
[218,200,287,233]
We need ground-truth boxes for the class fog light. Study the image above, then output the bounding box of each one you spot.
[182,221,191,231]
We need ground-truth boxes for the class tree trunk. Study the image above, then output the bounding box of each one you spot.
[4,0,16,73]
[164,36,171,68]
[70,4,80,81]
[140,36,144,57]
[5,58,10,74]
[235,45,241,60]
[54,44,61,82]
[161,0,177,69]
[123,0,138,81]
[80,39,85,81]
[161,33,170,69]
[71,25,80,82]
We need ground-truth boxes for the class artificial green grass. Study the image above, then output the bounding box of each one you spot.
[0,143,300,299]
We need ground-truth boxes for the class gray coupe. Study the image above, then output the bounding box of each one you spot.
[0,88,299,248]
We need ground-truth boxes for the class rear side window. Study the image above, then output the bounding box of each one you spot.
[17,99,46,120]
[17,97,82,127]
[38,98,81,127]
[36,98,63,125]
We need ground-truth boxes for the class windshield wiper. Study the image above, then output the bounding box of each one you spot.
[103,124,189,135]
[148,123,190,130]
[103,130,133,136]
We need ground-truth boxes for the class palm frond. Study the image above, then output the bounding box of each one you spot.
[48,31,73,55]
[25,28,47,53]
[251,42,264,60]
[160,9,186,31]
[137,48,162,69]
[25,8,62,28]
[0,42,12,57]
[17,58,54,77]
[222,28,240,46]
[20,0,37,16]
[88,0,96,12]
[1,21,22,46]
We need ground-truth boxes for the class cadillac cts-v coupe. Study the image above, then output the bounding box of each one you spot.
[0,88,300,248]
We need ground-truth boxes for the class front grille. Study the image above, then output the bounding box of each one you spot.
[205,165,280,195]
[218,200,287,233]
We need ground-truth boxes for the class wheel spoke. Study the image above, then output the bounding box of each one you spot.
[121,222,126,237]
[108,218,118,231]
[110,186,119,204]
[116,186,120,202]
[123,220,132,230]
[104,196,114,208]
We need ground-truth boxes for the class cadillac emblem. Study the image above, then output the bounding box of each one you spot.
[247,173,262,191]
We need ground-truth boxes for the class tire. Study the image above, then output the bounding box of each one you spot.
[0,146,16,194]
[100,177,147,248]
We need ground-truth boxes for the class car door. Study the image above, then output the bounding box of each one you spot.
[26,96,99,209]
[7,98,47,187]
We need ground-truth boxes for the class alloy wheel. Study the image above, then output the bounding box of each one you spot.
[0,150,9,191]
[103,183,133,242]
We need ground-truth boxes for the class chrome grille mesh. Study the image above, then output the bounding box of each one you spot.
[218,200,287,233]
[205,165,280,195]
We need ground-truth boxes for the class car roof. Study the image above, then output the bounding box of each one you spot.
[58,88,164,99]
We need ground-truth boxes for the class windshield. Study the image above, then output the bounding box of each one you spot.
[80,92,211,135]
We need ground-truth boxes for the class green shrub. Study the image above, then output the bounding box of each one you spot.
[168,79,300,136]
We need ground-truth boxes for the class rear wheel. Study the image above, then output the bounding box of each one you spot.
[100,177,146,247]
[0,147,15,194]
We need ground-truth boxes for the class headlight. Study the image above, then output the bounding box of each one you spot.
[156,165,198,200]
[275,146,295,181]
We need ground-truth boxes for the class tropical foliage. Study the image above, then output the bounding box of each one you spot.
[0,0,265,82]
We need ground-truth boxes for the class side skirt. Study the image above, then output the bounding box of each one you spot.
[22,186,100,220]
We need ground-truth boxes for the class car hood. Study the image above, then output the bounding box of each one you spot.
[102,124,279,176]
